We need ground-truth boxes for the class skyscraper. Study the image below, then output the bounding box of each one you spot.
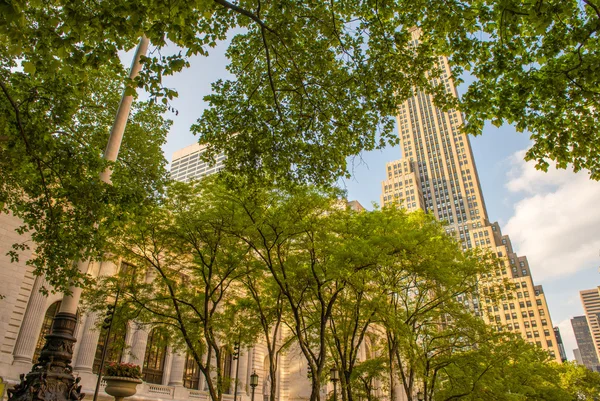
[580,289,600,362]
[571,315,600,371]
[170,143,225,182]
[380,29,561,361]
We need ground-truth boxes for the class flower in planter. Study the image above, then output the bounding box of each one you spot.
[104,362,142,379]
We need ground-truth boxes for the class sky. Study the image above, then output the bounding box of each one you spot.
[135,36,600,362]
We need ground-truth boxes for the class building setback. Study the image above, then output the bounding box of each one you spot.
[380,28,561,362]
[571,315,600,371]
[554,326,568,363]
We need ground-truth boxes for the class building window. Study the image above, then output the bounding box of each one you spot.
[183,352,201,390]
[93,320,127,374]
[142,329,168,384]
[221,351,234,394]
[33,301,62,362]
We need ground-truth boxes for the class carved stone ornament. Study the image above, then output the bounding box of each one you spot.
[8,312,85,401]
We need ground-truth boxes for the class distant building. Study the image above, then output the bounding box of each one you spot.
[580,289,600,361]
[571,315,600,371]
[553,326,568,362]
[170,143,225,182]
[574,348,583,365]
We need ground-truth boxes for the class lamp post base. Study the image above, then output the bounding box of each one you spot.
[8,312,85,401]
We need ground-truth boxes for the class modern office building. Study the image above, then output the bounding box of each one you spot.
[554,326,568,362]
[380,28,561,362]
[580,289,600,362]
[571,315,600,371]
[169,143,225,182]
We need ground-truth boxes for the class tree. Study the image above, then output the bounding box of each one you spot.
[372,213,494,401]
[459,0,600,179]
[0,62,171,293]
[3,0,599,287]
[559,362,600,401]
[87,180,252,401]
[238,258,286,401]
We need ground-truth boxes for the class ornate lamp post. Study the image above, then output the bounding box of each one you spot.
[330,368,339,401]
[250,371,259,401]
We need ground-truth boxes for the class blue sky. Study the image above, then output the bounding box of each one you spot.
[143,37,600,361]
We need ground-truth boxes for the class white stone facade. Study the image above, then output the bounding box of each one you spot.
[0,213,359,401]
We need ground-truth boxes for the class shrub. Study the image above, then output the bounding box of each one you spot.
[104,362,142,379]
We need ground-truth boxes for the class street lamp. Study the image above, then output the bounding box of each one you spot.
[417,390,424,401]
[330,368,339,401]
[250,371,259,401]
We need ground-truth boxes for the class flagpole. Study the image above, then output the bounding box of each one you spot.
[8,35,150,401]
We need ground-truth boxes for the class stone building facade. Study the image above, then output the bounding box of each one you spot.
[0,211,394,401]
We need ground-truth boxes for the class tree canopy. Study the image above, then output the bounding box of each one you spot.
[0,63,171,292]
[83,177,592,401]
[2,0,599,286]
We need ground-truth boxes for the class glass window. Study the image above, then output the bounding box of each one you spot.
[93,320,127,374]
[183,352,201,390]
[143,329,168,384]
[33,301,62,362]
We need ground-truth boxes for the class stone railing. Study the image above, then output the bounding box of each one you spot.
[145,384,175,397]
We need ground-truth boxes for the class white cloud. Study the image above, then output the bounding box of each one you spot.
[504,150,600,281]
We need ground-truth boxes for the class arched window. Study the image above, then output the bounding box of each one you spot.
[33,301,81,363]
[33,301,62,362]
[263,355,271,401]
[222,351,233,394]
[93,320,127,374]
[142,329,167,384]
[183,352,201,390]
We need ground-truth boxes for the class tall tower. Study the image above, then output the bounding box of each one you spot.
[381,29,561,362]
[571,315,600,371]
[580,289,600,362]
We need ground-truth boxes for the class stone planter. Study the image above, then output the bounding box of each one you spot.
[104,376,143,401]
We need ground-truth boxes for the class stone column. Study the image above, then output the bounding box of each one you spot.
[124,267,155,366]
[127,323,150,365]
[169,352,186,386]
[73,312,101,372]
[12,276,48,364]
